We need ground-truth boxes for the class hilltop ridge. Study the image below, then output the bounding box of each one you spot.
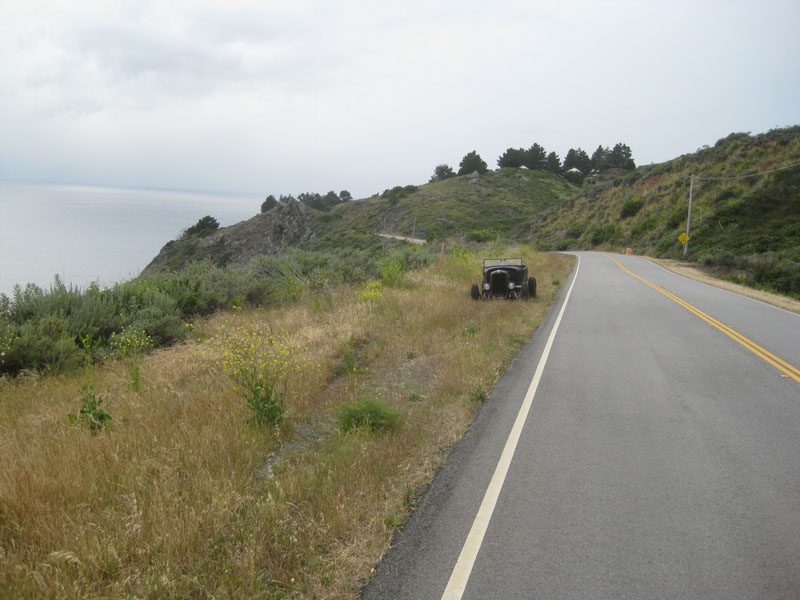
[540,126,800,295]
[144,125,800,297]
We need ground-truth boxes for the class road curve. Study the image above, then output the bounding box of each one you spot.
[362,251,800,600]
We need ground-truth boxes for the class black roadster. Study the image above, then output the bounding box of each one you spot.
[471,258,536,300]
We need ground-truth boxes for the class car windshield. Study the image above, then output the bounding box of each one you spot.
[483,258,523,267]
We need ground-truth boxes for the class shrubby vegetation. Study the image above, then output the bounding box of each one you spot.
[260,194,278,213]
[541,126,800,297]
[183,215,219,238]
[337,397,403,433]
[381,185,419,204]
[0,245,573,599]
[429,163,456,182]
[0,244,434,377]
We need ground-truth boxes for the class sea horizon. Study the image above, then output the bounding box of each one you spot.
[0,180,262,297]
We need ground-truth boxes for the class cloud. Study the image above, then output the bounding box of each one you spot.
[1,0,799,197]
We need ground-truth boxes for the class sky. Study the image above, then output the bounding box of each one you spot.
[1,0,799,199]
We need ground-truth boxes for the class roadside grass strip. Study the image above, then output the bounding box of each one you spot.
[609,256,800,384]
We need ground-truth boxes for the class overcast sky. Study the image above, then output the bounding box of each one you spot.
[1,0,798,199]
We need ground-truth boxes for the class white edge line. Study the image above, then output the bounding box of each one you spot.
[440,254,581,600]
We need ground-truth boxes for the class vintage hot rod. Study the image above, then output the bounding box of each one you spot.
[470,258,536,300]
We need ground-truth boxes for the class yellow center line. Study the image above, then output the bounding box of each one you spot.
[608,256,800,384]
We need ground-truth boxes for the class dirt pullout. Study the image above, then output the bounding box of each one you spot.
[648,258,800,315]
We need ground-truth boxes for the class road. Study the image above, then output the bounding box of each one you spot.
[362,252,800,600]
[377,233,427,245]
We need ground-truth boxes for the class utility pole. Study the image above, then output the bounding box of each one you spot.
[683,173,694,258]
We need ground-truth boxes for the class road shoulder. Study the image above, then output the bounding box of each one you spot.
[646,257,800,315]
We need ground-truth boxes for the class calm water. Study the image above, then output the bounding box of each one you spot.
[0,182,261,296]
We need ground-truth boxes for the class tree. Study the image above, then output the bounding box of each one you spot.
[591,145,609,172]
[321,191,340,210]
[184,215,219,237]
[339,190,353,202]
[458,151,488,175]
[563,147,592,175]
[430,164,456,182]
[261,194,278,213]
[545,151,561,174]
[564,170,585,185]
[590,143,636,171]
[298,192,322,210]
[497,147,526,168]
[523,143,547,170]
[609,143,636,169]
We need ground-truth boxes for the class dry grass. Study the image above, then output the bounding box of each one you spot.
[0,248,574,599]
[649,258,800,315]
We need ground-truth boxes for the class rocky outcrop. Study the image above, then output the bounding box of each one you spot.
[143,199,315,274]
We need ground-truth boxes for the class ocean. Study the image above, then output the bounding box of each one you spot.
[0,182,261,297]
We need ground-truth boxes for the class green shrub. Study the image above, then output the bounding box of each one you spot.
[337,398,402,433]
[469,387,488,403]
[379,255,406,287]
[564,170,584,185]
[183,215,219,238]
[0,241,436,377]
[620,198,644,218]
[68,385,111,433]
[207,325,306,426]
[381,185,418,204]
[465,229,494,243]
[11,316,84,373]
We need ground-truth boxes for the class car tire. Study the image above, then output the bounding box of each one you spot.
[471,283,480,300]
[527,277,537,298]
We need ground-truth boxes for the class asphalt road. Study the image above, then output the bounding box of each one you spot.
[362,252,800,600]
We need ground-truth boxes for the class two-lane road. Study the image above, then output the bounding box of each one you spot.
[363,252,800,599]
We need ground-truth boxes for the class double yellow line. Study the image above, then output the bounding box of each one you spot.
[609,256,800,384]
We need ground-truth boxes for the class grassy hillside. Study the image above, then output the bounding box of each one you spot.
[145,169,578,269]
[145,126,799,297]
[538,126,800,296]
[312,168,576,246]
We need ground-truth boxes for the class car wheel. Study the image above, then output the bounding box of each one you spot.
[471,284,480,300]
[527,277,537,298]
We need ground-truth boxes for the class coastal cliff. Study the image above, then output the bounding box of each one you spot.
[143,197,314,274]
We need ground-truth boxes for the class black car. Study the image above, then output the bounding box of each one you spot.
[471,258,536,300]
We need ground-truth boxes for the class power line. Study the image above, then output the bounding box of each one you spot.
[694,160,800,182]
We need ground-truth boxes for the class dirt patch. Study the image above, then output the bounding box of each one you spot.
[648,258,800,315]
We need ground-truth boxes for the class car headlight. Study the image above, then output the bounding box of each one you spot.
[483,283,490,290]
[508,282,515,290]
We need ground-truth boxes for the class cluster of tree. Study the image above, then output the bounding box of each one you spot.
[589,143,636,171]
[562,148,592,174]
[429,151,489,183]
[261,190,352,213]
[497,143,562,173]
[430,142,636,185]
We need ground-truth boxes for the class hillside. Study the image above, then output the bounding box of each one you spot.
[144,125,800,296]
[537,126,800,296]
[317,168,575,244]
[143,169,576,273]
